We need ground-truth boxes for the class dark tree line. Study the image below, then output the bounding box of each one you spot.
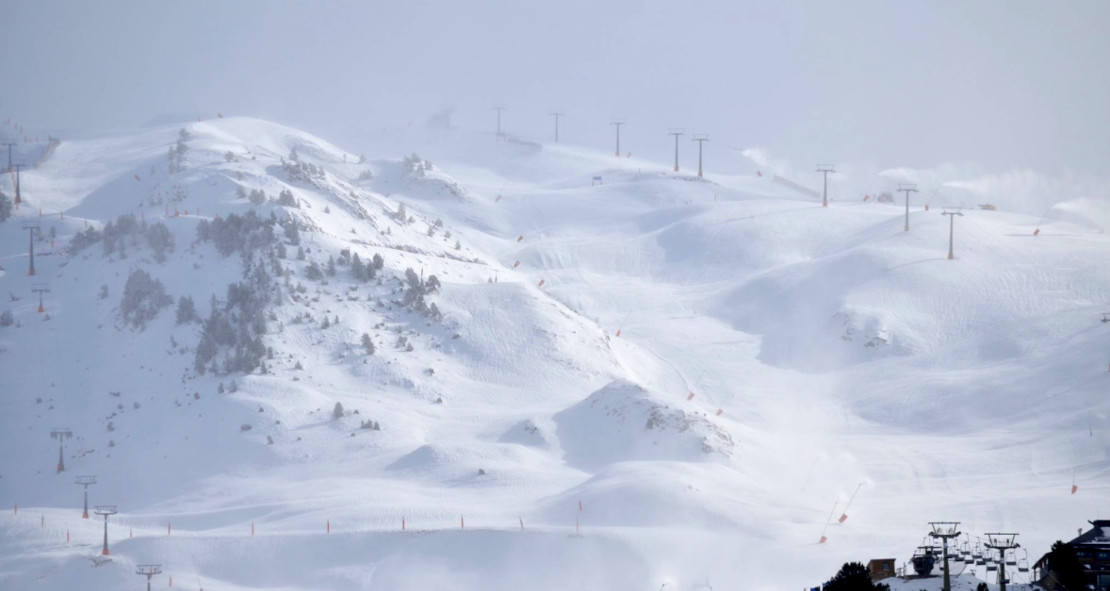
[67,214,176,262]
[195,210,286,257]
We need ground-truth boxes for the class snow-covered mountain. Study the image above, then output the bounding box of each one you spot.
[0,117,1106,591]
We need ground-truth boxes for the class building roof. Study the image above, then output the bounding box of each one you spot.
[1070,520,1110,547]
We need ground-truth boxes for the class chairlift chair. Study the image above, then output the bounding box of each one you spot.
[987,564,998,572]
[1018,548,1030,573]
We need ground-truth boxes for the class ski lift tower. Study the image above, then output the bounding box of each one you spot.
[493,106,506,139]
[32,284,50,313]
[13,163,25,207]
[94,505,118,555]
[1,140,15,172]
[941,209,964,259]
[549,110,564,143]
[135,565,162,591]
[76,476,96,518]
[898,183,919,231]
[611,119,625,156]
[22,221,40,276]
[929,521,961,591]
[50,428,72,472]
[669,129,685,172]
[817,165,836,207]
[984,532,1020,591]
[692,134,709,178]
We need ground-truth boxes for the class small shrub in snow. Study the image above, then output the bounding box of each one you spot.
[332,402,344,420]
[98,284,109,300]
[361,333,375,355]
[0,310,12,327]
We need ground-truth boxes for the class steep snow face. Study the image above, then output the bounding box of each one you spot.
[0,118,1107,591]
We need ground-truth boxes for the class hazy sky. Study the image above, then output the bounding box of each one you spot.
[3,0,1109,177]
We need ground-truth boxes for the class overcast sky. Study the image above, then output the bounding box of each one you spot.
[2,0,1109,178]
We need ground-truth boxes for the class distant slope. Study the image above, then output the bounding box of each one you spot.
[0,117,1106,591]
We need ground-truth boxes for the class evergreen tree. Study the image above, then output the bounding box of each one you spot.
[351,253,365,280]
[1048,541,1086,591]
[822,562,889,591]
[120,269,172,329]
[0,190,11,222]
[145,222,175,262]
[176,295,197,324]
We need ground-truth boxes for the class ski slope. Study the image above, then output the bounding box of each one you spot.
[0,117,1107,591]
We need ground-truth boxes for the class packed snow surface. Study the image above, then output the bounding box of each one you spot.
[0,117,1107,590]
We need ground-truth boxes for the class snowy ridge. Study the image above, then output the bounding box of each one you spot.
[0,117,1107,591]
